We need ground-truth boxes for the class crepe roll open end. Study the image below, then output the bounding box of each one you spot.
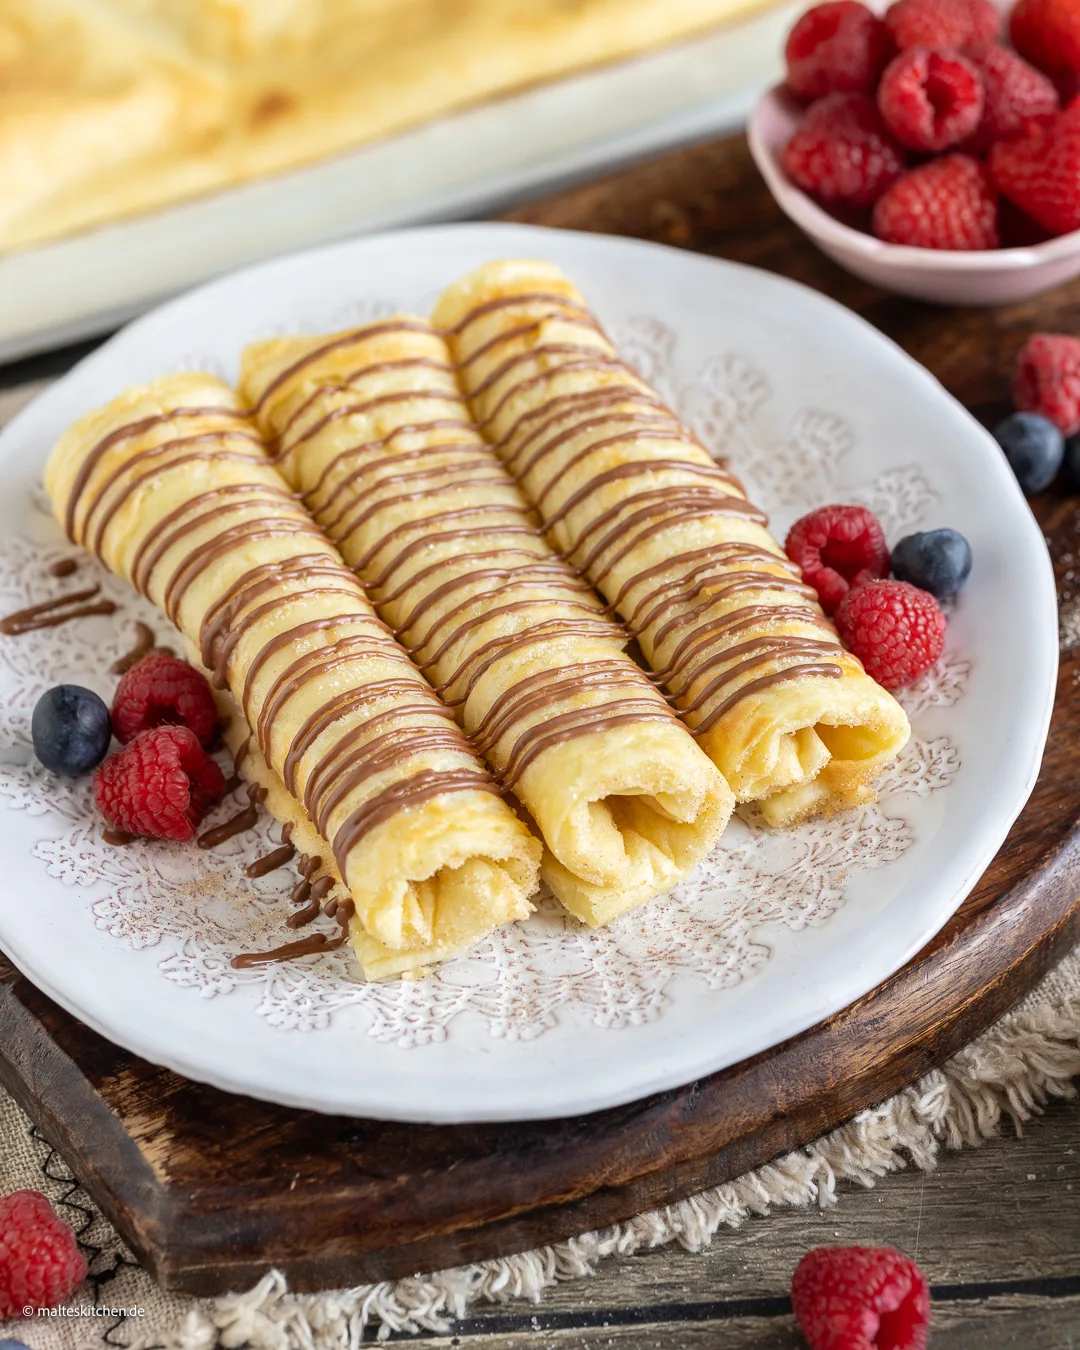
[45,371,540,979]
[433,260,910,826]
[241,325,733,927]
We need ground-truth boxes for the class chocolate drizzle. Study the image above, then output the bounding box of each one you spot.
[248,323,684,795]
[0,585,117,635]
[197,784,266,850]
[443,285,856,737]
[110,621,157,674]
[231,931,345,969]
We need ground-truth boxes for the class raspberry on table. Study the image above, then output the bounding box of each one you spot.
[877,47,984,152]
[884,0,1000,49]
[781,93,907,209]
[785,1,896,100]
[791,1245,931,1350]
[111,650,218,747]
[872,155,999,250]
[0,1190,88,1319]
[1011,0,1080,80]
[1013,333,1080,435]
[961,42,1060,154]
[835,580,946,689]
[785,504,890,615]
[991,102,1080,237]
[94,724,226,843]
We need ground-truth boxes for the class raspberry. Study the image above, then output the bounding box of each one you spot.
[785,504,890,615]
[884,0,1000,49]
[1011,0,1080,80]
[785,2,895,101]
[835,581,946,688]
[1013,333,1080,435]
[792,1246,930,1350]
[781,93,907,208]
[0,1191,88,1318]
[873,155,1000,249]
[991,101,1080,236]
[961,42,1060,153]
[877,48,984,152]
[94,725,225,842]
[111,651,217,747]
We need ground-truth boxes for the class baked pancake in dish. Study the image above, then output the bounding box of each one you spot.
[1,0,786,252]
[44,371,540,978]
[434,260,911,826]
[240,323,734,927]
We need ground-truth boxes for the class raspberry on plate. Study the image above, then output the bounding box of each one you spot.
[792,1245,930,1350]
[1011,0,1080,80]
[111,650,218,747]
[1013,333,1080,435]
[991,102,1080,237]
[785,504,890,615]
[94,724,226,843]
[884,0,1000,49]
[962,42,1060,154]
[877,47,984,152]
[785,1,895,101]
[0,1190,88,1319]
[781,93,907,208]
[835,580,946,688]
[873,155,999,250]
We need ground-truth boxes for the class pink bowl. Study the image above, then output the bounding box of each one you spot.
[748,85,1080,306]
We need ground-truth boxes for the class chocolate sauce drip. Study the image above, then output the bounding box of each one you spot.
[197,785,265,850]
[0,586,117,635]
[102,826,135,846]
[231,931,345,969]
[49,558,78,577]
[245,842,296,877]
[286,895,321,929]
[110,621,156,674]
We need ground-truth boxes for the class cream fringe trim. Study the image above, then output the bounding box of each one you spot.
[168,955,1080,1348]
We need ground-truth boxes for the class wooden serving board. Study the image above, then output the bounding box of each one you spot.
[2,132,1080,1298]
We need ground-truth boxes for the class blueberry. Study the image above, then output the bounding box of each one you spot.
[31,685,111,775]
[1064,431,1080,491]
[0,1341,32,1350]
[891,529,972,599]
[993,411,1064,494]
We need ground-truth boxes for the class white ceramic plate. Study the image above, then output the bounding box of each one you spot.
[0,1,802,364]
[0,224,1056,1123]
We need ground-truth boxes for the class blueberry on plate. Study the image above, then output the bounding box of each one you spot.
[31,685,112,775]
[0,1340,32,1350]
[891,529,972,599]
[992,411,1064,494]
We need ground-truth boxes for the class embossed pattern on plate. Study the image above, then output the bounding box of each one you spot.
[0,225,1056,1121]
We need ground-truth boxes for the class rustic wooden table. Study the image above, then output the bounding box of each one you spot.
[2,130,1079,1345]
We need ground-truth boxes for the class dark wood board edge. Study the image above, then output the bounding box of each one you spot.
[0,970,170,1273]
[2,808,1076,1294]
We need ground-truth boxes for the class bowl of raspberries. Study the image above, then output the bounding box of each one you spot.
[748,0,1080,303]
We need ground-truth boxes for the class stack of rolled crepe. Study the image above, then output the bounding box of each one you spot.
[45,372,541,978]
[434,260,910,826]
[240,322,734,926]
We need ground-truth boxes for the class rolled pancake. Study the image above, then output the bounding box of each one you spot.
[433,261,910,827]
[45,372,540,978]
[239,322,733,926]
